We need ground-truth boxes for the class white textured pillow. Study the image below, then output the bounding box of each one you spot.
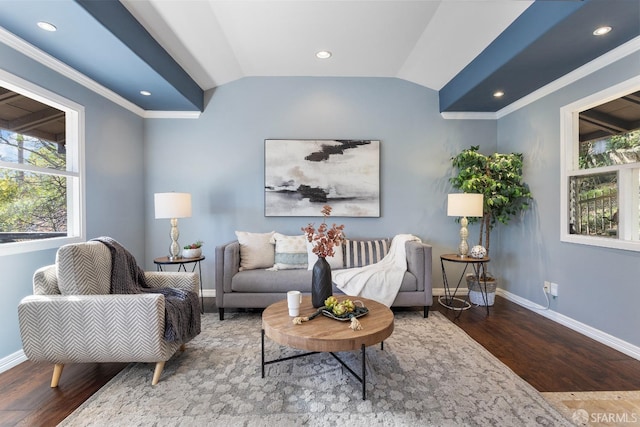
[235,231,275,271]
[270,233,308,270]
[307,241,344,270]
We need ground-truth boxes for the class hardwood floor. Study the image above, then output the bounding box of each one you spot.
[1,295,639,426]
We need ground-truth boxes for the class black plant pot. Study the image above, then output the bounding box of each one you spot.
[312,257,332,308]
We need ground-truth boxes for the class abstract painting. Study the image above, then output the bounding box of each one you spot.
[265,139,380,217]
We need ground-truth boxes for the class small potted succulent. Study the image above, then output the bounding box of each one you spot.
[182,240,203,258]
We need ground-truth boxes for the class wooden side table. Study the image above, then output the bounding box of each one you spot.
[153,256,205,313]
[439,254,490,317]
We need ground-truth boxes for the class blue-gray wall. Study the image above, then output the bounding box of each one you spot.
[496,51,640,347]
[0,42,146,359]
[143,77,497,292]
[3,42,639,364]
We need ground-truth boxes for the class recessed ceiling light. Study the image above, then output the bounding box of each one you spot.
[37,21,57,32]
[140,90,151,96]
[493,91,504,98]
[593,26,612,36]
[316,50,332,59]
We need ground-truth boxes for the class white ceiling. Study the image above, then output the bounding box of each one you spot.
[121,0,533,92]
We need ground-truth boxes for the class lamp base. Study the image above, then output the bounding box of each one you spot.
[457,216,469,257]
[168,218,182,260]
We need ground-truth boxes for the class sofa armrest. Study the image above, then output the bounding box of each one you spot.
[405,240,433,295]
[144,271,199,294]
[18,294,170,363]
[215,240,240,307]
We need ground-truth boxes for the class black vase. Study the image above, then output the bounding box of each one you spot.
[312,257,332,308]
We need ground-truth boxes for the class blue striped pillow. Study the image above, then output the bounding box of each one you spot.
[344,239,389,268]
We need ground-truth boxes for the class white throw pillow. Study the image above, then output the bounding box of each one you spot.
[235,231,275,271]
[307,241,344,270]
[270,233,308,270]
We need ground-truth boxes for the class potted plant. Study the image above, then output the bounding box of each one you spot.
[450,145,532,305]
[182,240,203,258]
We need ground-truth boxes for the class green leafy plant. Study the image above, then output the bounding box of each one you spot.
[450,145,532,254]
[183,240,203,250]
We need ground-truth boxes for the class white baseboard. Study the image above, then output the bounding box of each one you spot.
[201,289,215,298]
[0,349,27,374]
[434,286,640,361]
[496,288,640,361]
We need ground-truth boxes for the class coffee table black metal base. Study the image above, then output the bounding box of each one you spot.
[261,329,375,400]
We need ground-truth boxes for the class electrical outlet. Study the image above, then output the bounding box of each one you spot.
[543,281,551,293]
[550,282,559,297]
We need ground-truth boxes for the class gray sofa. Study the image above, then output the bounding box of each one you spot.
[215,237,432,320]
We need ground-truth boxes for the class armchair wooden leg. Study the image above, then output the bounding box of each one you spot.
[51,363,64,388]
[152,361,165,385]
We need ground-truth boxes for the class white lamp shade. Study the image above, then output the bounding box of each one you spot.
[154,192,192,219]
[447,193,484,217]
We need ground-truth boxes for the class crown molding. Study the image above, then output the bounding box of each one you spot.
[440,112,497,120]
[440,35,640,120]
[144,110,201,119]
[0,26,147,117]
[0,26,200,119]
[496,35,640,119]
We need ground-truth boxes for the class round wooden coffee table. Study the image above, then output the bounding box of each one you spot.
[261,295,394,400]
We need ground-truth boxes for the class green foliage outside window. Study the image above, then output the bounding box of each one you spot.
[579,130,640,169]
[0,132,67,235]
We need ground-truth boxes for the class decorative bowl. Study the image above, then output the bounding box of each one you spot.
[470,245,487,259]
[182,248,202,258]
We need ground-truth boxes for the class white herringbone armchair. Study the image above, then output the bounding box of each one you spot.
[17,241,200,387]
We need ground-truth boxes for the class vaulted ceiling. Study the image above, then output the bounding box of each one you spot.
[0,0,638,114]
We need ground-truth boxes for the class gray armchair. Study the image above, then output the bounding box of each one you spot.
[17,241,200,387]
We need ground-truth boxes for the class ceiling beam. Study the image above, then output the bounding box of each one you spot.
[75,0,203,111]
[0,91,24,105]
[8,107,64,134]
[621,93,640,107]
[439,1,584,112]
[580,110,632,134]
[580,129,613,143]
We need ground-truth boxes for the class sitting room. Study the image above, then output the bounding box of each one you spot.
[1,1,640,425]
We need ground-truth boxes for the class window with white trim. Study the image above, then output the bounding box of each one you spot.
[561,76,640,252]
[0,69,84,255]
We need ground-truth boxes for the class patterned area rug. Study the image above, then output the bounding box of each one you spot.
[60,311,572,426]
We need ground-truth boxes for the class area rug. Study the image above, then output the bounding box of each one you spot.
[60,311,572,426]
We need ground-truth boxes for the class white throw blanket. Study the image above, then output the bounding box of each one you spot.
[332,234,421,306]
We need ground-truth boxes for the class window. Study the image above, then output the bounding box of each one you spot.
[561,76,640,251]
[0,69,84,255]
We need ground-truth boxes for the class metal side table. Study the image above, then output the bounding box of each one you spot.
[439,253,490,318]
[154,256,205,314]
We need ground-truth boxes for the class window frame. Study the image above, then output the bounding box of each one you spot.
[0,68,85,256]
[560,75,640,252]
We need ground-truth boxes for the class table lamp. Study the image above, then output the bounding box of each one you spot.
[154,192,192,260]
[447,193,484,257]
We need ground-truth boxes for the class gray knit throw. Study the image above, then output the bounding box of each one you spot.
[93,237,201,342]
